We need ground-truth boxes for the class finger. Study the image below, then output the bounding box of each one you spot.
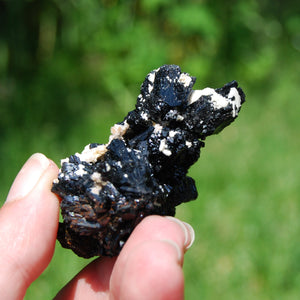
[55,216,194,300]
[54,257,117,300]
[110,215,195,300]
[112,239,184,300]
[0,153,60,300]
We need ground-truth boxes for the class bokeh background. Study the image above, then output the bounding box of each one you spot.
[0,0,299,299]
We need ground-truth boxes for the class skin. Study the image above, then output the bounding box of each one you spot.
[0,153,195,300]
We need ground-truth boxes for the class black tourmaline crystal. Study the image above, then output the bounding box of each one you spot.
[52,65,245,258]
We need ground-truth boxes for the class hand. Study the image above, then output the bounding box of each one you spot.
[0,153,195,300]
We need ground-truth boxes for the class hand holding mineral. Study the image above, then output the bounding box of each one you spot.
[0,153,194,299]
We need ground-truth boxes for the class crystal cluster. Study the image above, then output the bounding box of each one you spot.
[52,65,245,258]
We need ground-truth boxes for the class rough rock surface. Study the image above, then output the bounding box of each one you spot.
[52,65,245,258]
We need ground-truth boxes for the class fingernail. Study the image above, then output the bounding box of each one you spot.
[181,221,195,250]
[6,153,50,203]
[165,216,195,251]
[161,239,183,262]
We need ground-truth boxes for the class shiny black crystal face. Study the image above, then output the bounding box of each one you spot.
[52,64,245,258]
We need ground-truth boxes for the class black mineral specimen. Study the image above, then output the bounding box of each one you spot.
[52,65,245,258]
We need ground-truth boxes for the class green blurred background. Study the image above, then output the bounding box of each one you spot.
[0,0,299,299]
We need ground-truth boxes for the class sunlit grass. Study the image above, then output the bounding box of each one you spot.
[178,77,300,299]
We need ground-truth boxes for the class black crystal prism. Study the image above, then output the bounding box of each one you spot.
[52,65,245,258]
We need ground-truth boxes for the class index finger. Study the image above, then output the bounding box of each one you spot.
[0,154,60,299]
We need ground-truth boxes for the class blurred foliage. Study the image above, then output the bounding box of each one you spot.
[0,0,299,299]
